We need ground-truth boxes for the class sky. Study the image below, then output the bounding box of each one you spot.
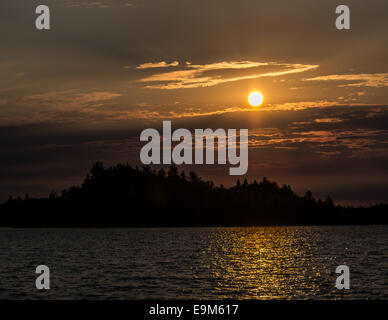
[0,0,387,204]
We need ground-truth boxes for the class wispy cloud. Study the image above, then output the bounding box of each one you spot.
[314,118,343,123]
[136,61,180,69]
[24,90,122,110]
[136,61,319,89]
[64,0,133,9]
[261,100,373,112]
[248,125,388,157]
[306,73,388,88]
[121,105,254,121]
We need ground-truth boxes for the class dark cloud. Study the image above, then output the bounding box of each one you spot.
[1,105,387,204]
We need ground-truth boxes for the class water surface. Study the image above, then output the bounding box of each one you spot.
[0,226,387,299]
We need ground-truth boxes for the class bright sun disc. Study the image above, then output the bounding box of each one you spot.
[248,91,264,107]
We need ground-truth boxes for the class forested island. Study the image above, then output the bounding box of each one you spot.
[0,162,387,227]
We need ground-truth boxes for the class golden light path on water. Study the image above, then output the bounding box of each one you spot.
[200,227,334,299]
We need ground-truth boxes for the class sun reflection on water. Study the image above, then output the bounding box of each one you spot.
[202,227,327,299]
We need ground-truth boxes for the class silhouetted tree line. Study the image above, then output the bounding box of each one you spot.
[0,162,387,227]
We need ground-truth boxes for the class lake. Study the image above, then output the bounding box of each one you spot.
[0,226,387,299]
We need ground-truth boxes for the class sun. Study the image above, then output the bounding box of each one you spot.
[248,91,264,107]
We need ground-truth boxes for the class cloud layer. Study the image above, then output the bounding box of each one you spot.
[137,61,319,89]
[306,73,388,88]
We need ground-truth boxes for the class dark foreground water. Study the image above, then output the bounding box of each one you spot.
[0,226,387,299]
